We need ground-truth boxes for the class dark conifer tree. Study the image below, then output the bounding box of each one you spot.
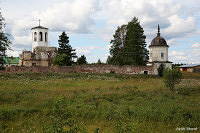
[124,17,149,65]
[57,32,76,64]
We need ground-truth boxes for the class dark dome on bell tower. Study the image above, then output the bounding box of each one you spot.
[149,25,168,47]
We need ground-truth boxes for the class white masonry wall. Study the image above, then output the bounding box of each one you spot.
[149,46,168,62]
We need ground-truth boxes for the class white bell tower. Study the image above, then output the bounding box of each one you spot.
[31,20,48,51]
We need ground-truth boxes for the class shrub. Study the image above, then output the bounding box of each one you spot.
[157,64,165,77]
[53,54,72,66]
[163,68,182,91]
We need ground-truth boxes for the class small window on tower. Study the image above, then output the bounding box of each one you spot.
[34,32,37,41]
[40,32,43,41]
[161,53,164,59]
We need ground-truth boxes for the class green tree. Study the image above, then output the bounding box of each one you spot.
[108,25,127,65]
[0,11,11,67]
[97,59,102,64]
[77,55,87,65]
[106,56,112,64]
[108,17,148,65]
[53,54,72,66]
[57,32,76,65]
[163,68,182,92]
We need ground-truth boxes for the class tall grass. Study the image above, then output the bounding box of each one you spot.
[0,72,199,132]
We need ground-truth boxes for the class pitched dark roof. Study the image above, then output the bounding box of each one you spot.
[149,25,168,47]
[31,26,48,30]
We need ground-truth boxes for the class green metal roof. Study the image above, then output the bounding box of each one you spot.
[3,57,19,64]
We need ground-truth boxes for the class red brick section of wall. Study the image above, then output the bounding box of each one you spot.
[5,65,155,74]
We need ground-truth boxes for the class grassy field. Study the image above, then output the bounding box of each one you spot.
[0,72,199,132]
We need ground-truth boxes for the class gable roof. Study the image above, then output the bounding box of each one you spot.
[3,57,19,64]
[179,64,200,68]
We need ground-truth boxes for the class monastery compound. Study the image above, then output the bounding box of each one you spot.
[6,24,172,75]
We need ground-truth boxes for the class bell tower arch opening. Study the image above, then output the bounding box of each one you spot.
[34,32,37,41]
[45,32,48,42]
[39,32,43,41]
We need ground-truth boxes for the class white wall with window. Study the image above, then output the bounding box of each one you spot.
[149,46,168,62]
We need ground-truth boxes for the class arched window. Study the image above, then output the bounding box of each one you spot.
[40,32,43,41]
[34,32,37,41]
[45,32,48,42]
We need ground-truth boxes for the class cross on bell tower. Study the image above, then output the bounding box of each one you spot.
[157,24,160,37]
[39,19,41,26]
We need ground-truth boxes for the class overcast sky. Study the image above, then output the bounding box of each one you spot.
[1,0,200,63]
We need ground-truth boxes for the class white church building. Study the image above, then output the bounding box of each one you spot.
[19,23,57,67]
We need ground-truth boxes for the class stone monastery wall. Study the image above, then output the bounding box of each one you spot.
[6,65,155,75]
